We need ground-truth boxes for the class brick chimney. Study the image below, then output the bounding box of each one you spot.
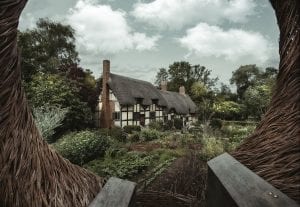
[179,86,185,95]
[161,81,168,91]
[100,60,111,128]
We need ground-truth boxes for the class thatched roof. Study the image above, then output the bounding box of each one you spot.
[160,91,197,115]
[107,73,197,115]
[108,73,167,106]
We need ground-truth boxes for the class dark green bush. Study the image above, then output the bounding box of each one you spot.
[163,120,173,130]
[85,152,154,179]
[53,130,110,165]
[141,129,161,141]
[129,131,141,142]
[174,118,183,130]
[148,120,164,131]
[98,127,127,142]
[123,125,141,134]
[110,126,127,142]
[210,118,222,129]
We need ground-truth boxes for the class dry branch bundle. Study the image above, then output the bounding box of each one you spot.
[0,1,105,206]
[232,0,300,203]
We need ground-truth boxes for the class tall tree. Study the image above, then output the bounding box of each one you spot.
[18,18,79,81]
[157,61,218,94]
[155,68,168,87]
[230,64,260,100]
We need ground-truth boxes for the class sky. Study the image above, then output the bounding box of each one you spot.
[19,0,280,86]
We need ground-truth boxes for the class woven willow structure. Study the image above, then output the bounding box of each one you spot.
[232,0,300,203]
[0,0,299,206]
[0,1,104,206]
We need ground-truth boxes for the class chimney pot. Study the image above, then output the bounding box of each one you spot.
[179,86,185,95]
[161,81,168,91]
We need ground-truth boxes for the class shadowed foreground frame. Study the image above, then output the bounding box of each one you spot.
[232,0,300,203]
[0,0,299,206]
[0,1,105,206]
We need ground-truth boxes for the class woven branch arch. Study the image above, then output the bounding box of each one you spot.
[232,0,300,203]
[0,1,105,206]
[0,0,299,206]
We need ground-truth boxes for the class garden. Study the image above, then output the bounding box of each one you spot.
[19,18,274,206]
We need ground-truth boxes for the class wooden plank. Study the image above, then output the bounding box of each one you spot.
[89,177,136,207]
[207,153,299,207]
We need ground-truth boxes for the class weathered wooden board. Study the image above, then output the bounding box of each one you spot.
[88,177,136,207]
[207,153,299,207]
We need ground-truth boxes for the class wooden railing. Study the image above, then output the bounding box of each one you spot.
[89,177,136,207]
[207,153,299,207]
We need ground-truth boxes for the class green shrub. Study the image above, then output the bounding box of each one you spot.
[123,125,141,134]
[163,120,173,130]
[128,131,141,142]
[209,118,222,129]
[85,152,154,179]
[200,137,224,161]
[105,145,128,158]
[141,129,162,141]
[110,126,127,142]
[148,120,164,131]
[98,127,127,142]
[33,106,68,143]
[53,130,110,165]
[174,118,183,130]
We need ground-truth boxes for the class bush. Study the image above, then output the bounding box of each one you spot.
[33,106,68,143]
[174,118,183,130]
[200,137,224,160]
[128,131,141,142]
[148,120,164,131]
[123,125,141,134]
[163,120,173,131]
[209,118,222,129]
[85,152,154,179]
[141,129,162,141]
[53,130,110,165]
[98,127,127,142]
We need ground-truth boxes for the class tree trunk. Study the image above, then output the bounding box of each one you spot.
[0,1,104,206]
[232,0,300,203]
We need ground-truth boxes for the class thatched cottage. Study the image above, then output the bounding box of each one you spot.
[95,60,197,128]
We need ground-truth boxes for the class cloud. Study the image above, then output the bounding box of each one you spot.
[178,23,276,64]
[19,13,36,30]
[66,0,160,54]
[132,0,256,30]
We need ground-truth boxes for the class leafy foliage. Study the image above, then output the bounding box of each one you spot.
[123,125,141,134]
[85,152,154,179]
[230,65,260,99]
[209,118,222,129]
[156,61,218,94]
[141,129,162,141]
[173,118,183,130]
[148,120,164,131]
[25,72,93,131]
[213,101,244,120]
[18,18,79,81]
[33,106,68,143]
[244,83,273,119]
[53,130,110,165]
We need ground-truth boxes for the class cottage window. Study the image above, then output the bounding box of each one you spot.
[150,111,156,119]
[133,112,140,121]
[113,112,120,120]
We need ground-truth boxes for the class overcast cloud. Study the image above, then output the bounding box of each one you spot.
[19,0,280,86]
[132,0,257,30]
